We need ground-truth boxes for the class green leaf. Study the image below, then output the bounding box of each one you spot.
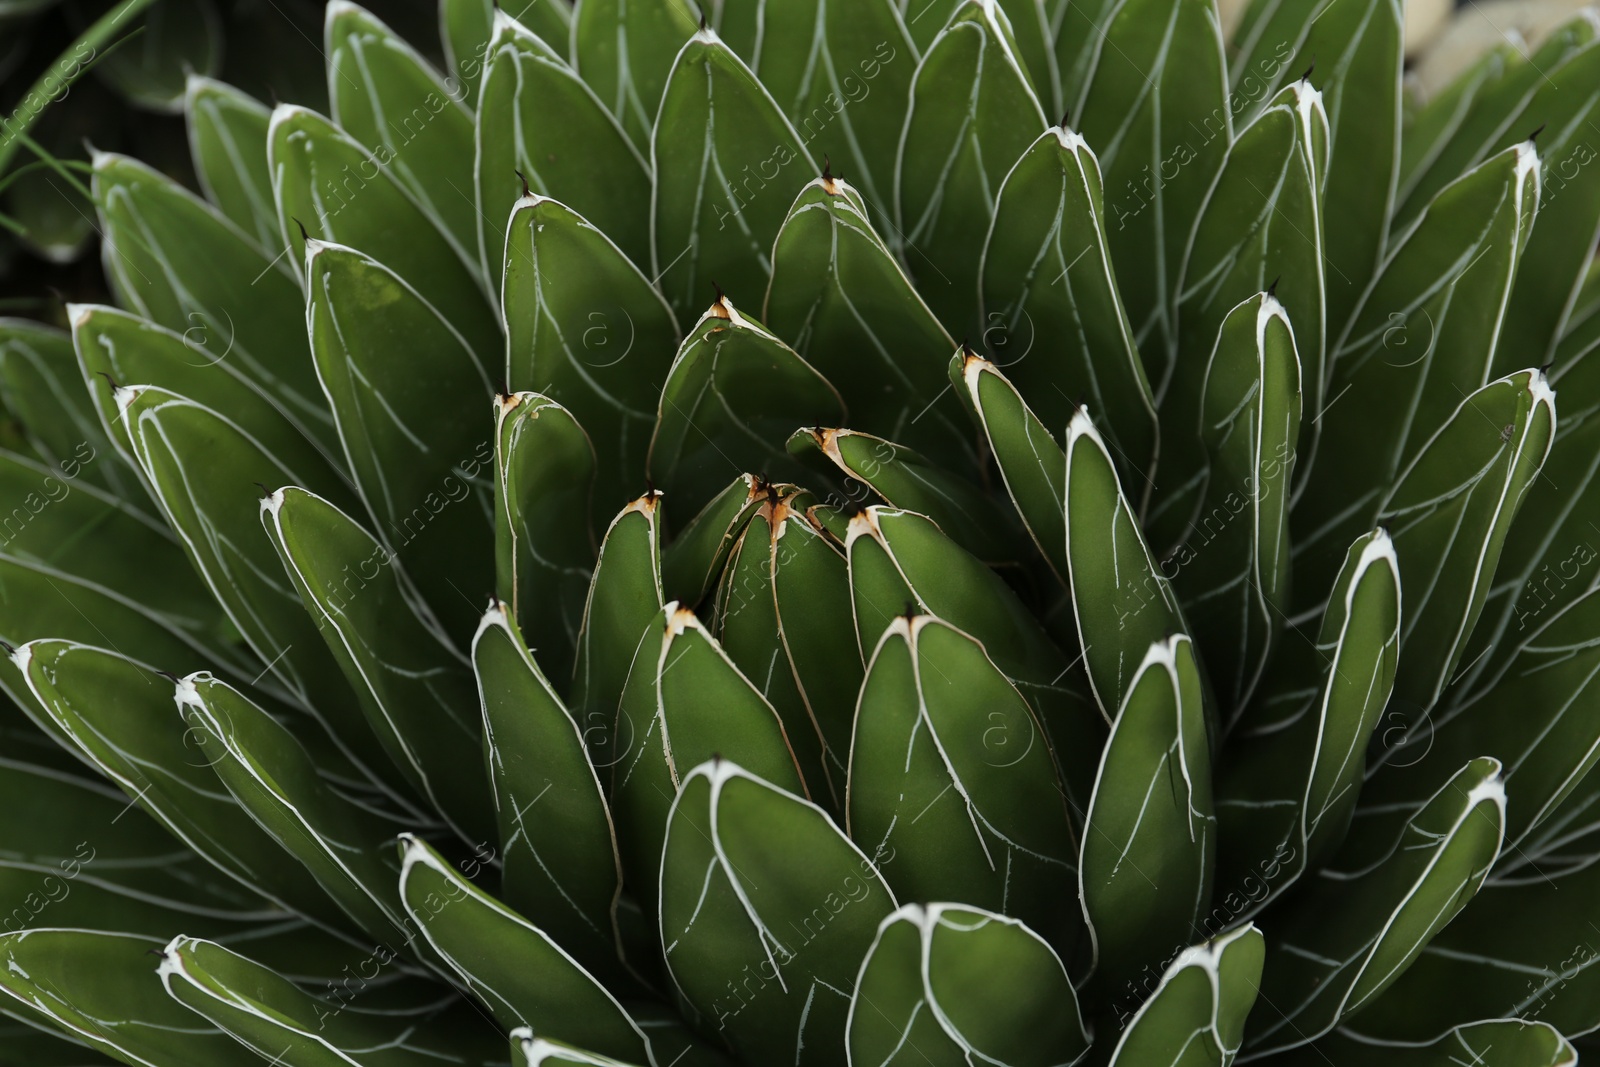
[1103,923,1264,1067]
[439,0,495,105]
[660,760,897,1064]
[12,640,342,926]
[306,239,495,638]
[1295,144,1542,598]
[1216,529,1400,912]
[1063,408,1193,723]
[763,175,968,468]
[715,488,850,809]
[1080,634,1215,997]
[174,671,416,949]
[501,194,680,510]
[326,1,479,266]
[653,28,814,319]
[183,76,280,255]
[1378,370,1555,718]
[0,319,131,500]
[1163,82,1324,546]
[159,935,505,1066]
[0,930,243,1064]
[268,104,498,357]
[92,0,222,111]
[896,0,1046,336]
[731,0,915,205]
[787,426,1007,562]
[396,835,671,1062]
[1283,1022,1577,1067]
[658,472,772,606]
[849,614,1080,952]
[473,601,627,982]
[70,305,345,502]
[1245,758,1507,1055]
[1170,293,1302,712]
[478,18,653,280]
[648,294,843,517]
[1073,0,1231,370]
[1394,16,1594,227]
[572,492,665,768]
[0,448,218,642]
[847,902,1089,1067]
[92,152,336,445]
[261,486,493,843]
[612,604,806,909]
[847,505,1102,807]
[512,1033,644,1066]
[494,392,595,683]
[979,124,1158,485]
[571,0,700,151]
[116,385,360,715]
[950,351,1070,581]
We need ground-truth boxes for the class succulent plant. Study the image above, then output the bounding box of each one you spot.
[1,0,1599,1064]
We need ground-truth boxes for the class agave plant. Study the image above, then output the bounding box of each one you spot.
[1,0,1599,1063]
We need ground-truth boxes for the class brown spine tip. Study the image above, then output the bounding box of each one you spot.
[293,217,310,242]
[1059,108,1071,129]
[1300,58,1315,83]
[1267,275,1281,299]
[1529,122,1547,143]
[254,481,271,498]
[96,370,119,389]
[902,601,919,621]
[514,169,531,197]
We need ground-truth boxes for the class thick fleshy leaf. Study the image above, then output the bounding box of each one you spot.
[733,0,915,205]
[647,294,843,517]
[438,0,493,105]
[1102,923,1264,1066]
[71,305,346,502]
[1295,144,1542,598]
[0,930,243,1064]
[1281,1021,1577,1067]
[652,29,814,319]
[846,505,1102,807]
[397,835,675,1062]
[571,0,699,150]
[473,601,626,982]
[159,936,505,1066]
[572,492,665,767]
[716,488,855,809]
[979,124,1158,486]
[306,239,495,638]
[787,426,1006,562]
[326,1,479,264]
[0,319,133,501]
[1162,83,1324,546]
[175,671,418,949]
[494,392,595,682]
[93,152,335,444]
[184,76,280,255]
[1216,530,1400,914]
[477,18,653,281]
[612,603,806,908]
[660,760,897,1064]
[13,640,341,926]
[950,351,1070,581]
[849,614,1079,952]
[116,385,361,717]
[268,104,498,355]
[1073,0,1231,371]
[1245,758,1506,1055]
[658,472,772,605]
[763,175,968,466]
[1080,634,1215,996]
[896,0,1047,336]
[1394,16,1594,226]
[0,449,219,644]
[1063,408,1191,723]
[501,194,680,509]
[847,903,1089,1067]
[1395,41,1518,206]
[261,486,493,843]
[1169,293,1301,713]
[1376,371,1555,720]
